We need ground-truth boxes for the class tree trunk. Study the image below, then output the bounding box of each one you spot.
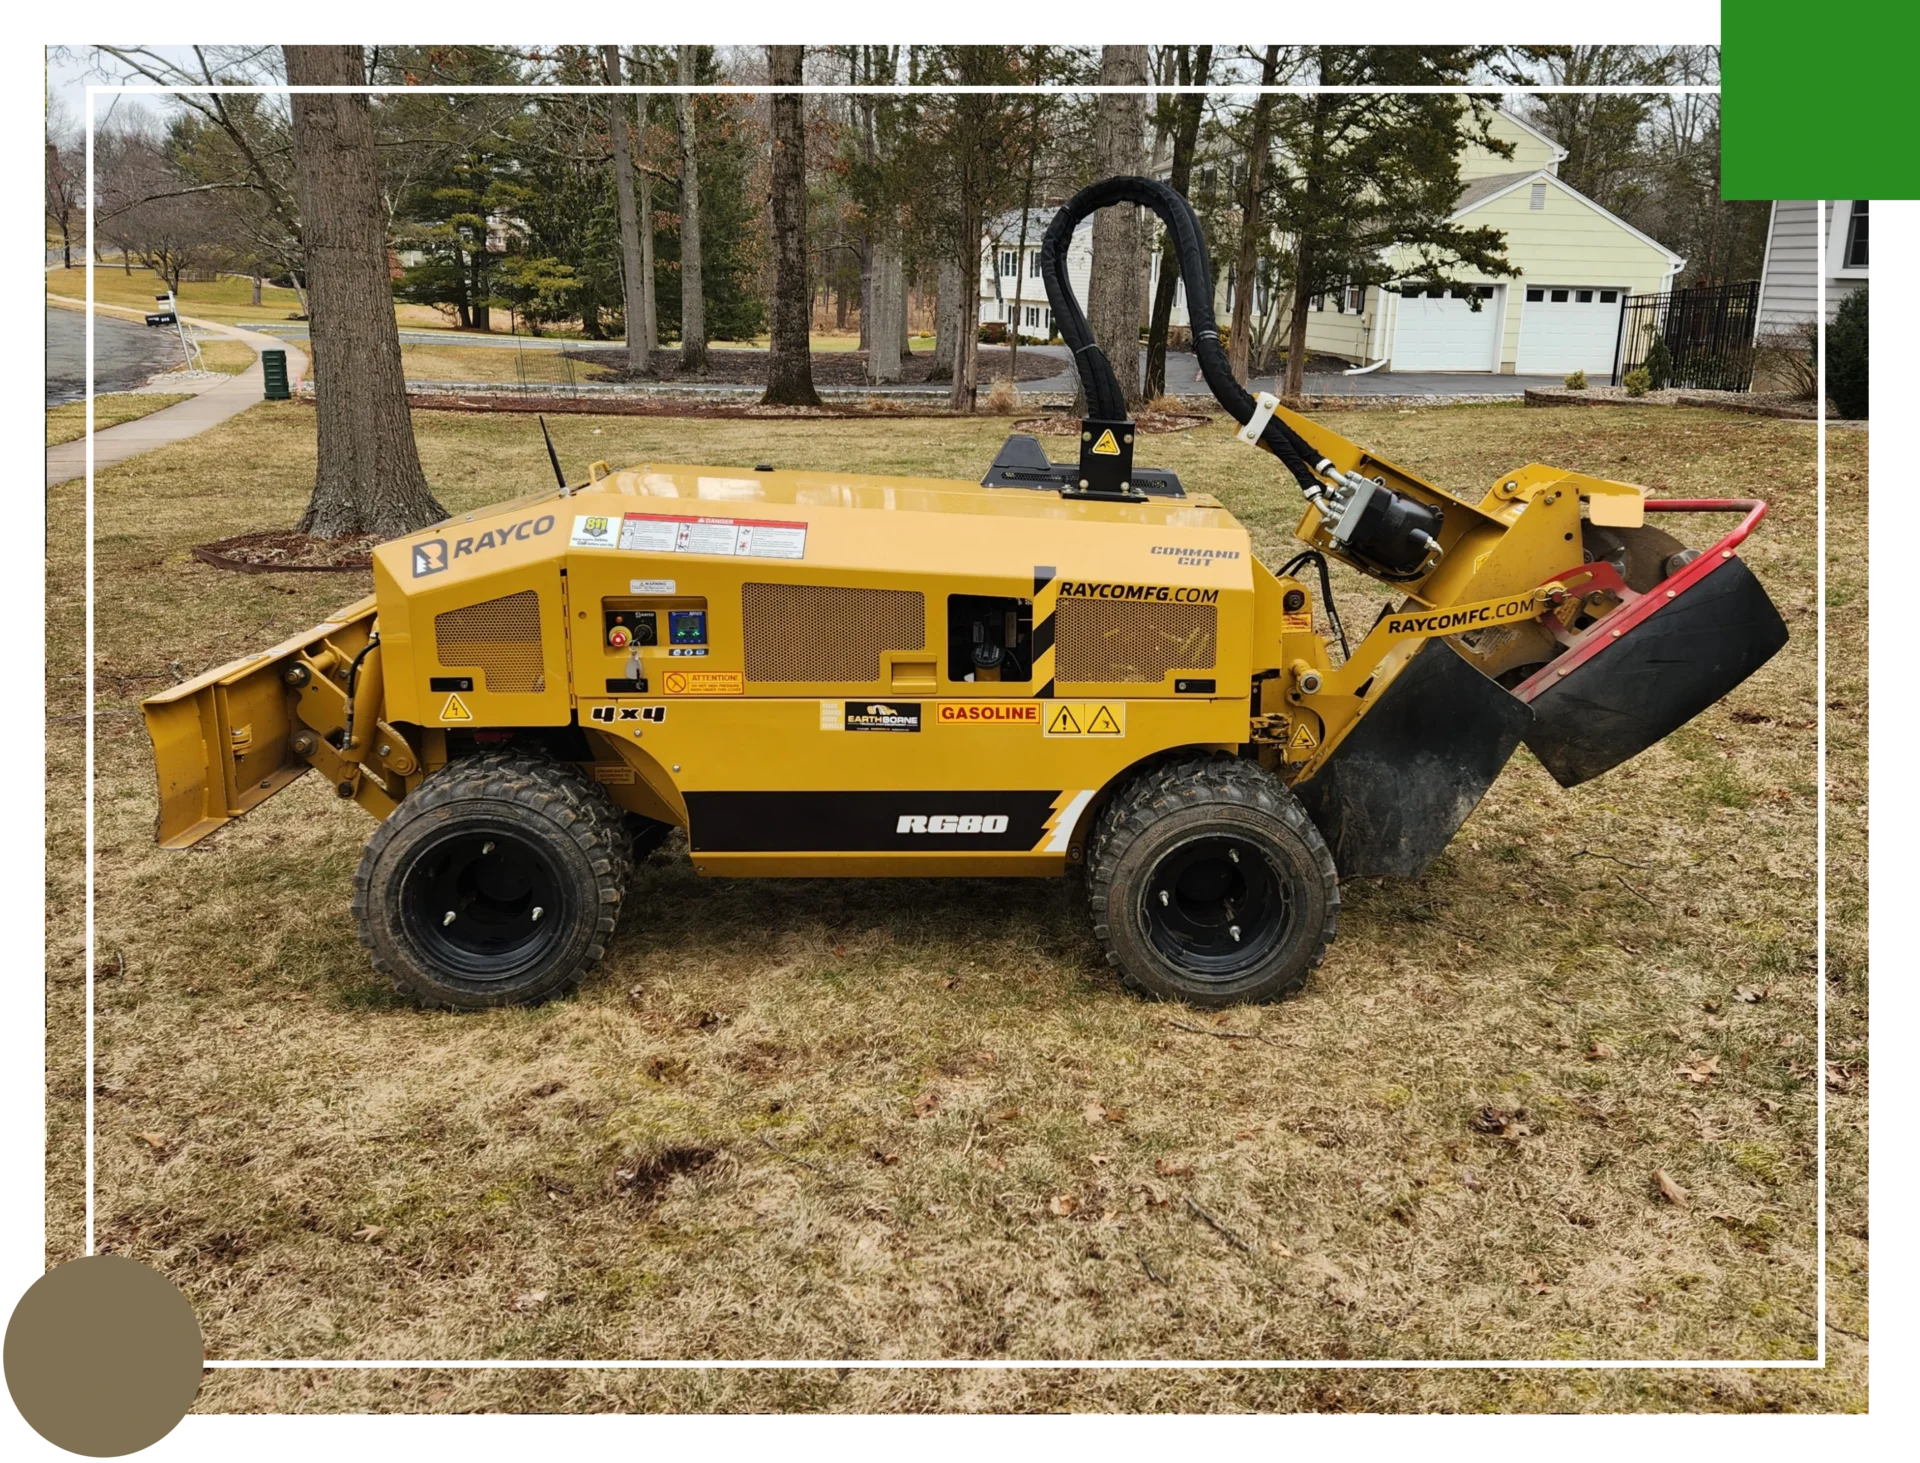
[1006,116,1037,383]
[284,44,445,539]
[1229,45,1282,387]
[866,239,903,382]
[251,272,263,306]
[1145,44,1209,401]
[1086,45,1149,411]
[603,44,653,376]
[634,50,657,357]
[927,259,960,381]
[762,45,822,407]
[675,47,708,373]
[948,207,981,412]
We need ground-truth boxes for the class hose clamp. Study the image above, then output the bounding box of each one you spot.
[1235,391,1281,446]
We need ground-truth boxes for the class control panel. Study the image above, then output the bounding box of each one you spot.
[596,595,709,692]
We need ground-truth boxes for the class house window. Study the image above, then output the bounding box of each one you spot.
[1526,288,1544,302]
[998,250,1018,277]
[1845,200,1868,269]
[1425,286,1445,299]
[1576,289,1593,303]
[1529,182,1547,210]
[1600,290,1618,303]
[1550,288,1570,302]
[1475,286,1494,299]
[1306,290,1321,311]
[1345,283,1365,313]
[1029,250,1042,278]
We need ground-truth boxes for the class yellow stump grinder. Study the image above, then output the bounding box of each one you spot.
[143,178,1787,1009]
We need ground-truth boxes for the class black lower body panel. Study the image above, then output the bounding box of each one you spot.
[1293,639,1532,879]
[1524,557,1788,788]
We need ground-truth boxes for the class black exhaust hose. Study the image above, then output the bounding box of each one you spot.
[1039,175,1326,494]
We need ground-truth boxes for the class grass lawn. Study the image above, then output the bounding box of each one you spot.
[47,267,305,326]
[194,339,259,375]
[47,402,1862,1413]
[397,343,608,385]
[45,394,194,447]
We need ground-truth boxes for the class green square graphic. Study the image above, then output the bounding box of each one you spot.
[1724,0,1919,199]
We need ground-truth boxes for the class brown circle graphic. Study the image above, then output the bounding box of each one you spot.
[4,1255,202,1456]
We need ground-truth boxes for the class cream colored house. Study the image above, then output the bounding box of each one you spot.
[1151,109,1687,376]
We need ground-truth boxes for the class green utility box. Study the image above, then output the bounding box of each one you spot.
[261,349,291,401]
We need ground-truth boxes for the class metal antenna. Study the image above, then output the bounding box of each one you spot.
[538,415,569,495]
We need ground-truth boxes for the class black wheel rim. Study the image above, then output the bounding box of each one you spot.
[399,823,568,981]
[1136,832,1294,982]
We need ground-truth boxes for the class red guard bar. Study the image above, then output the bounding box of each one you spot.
[1512,498,1771,703]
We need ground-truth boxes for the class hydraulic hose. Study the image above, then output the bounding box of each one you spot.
[1038,175,1329,495]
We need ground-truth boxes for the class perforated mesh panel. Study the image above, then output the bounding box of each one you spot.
[1055,599,1217,683]
[435,590,546,693]
[742,583,925,683]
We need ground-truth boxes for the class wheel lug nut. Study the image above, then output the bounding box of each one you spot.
[1159,890,1170,907]
[1230,925,1242,942]
[531,906,544,922]
[481,842,495,855]
[443,911,456,926]
[1228,848,1240,863]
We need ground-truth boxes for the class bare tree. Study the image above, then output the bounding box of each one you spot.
[1086,45,1149,409]
[762,45,821,407]
[46,106,83,270]
[284,45,445,538]
[1228,45,1281,386]
[674,47,709,373]
[1144,44,1211,400]
[602,45,655,373]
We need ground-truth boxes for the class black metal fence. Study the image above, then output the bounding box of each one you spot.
[1612,280,1760,391]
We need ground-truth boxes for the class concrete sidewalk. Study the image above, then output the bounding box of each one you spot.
[46,308,308,488]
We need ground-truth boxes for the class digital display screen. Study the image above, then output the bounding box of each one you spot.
[668,610,707,645]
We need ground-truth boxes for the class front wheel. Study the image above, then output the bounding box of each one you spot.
[1086,757,1339,1006]
[353,753,631,1009]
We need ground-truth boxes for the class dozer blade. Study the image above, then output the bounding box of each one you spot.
[1293,638,1533,879]
[141,599,376,848]
[1515,502,1788,788]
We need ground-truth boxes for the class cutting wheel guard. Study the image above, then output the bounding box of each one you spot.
[1518,499,1789,788]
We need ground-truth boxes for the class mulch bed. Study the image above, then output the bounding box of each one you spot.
[1015,409,1216,436]
[572,344,1063,387]
[193,531,379,574]
[1525,385,1820,418]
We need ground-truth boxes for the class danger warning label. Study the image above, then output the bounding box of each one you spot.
[1043,701,1126,737]
[1289,721,1318,751]
[439,693,473,722]
[1090,429,1121,456]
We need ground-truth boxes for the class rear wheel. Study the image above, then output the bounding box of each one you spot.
[353,753,631,1010]
[1086,757,1339,1006]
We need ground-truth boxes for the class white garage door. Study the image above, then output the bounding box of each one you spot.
[1517,286,1625,375]
[1389,285,1500,371]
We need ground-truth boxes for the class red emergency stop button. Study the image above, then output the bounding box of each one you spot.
[607,624,632,649]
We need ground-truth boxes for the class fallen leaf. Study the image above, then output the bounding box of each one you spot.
[1586,1042,1616,1061]
[981,1155,1006,1172]
[1734,985,1771,1003]
[351,1225,386,1243]
[525,1079,565,1099]
[1676,1055,1721,1085]
[1155,1158,1193,1178]
[135,1132,167,1150]
[1048,1194,1079,1217]
[1234,1128,1259,1142]
[1268,1239,1295,1258]
[870,1150,900,1166]
[1082,1103,1126,1125]
[1653,1169,1690,1208]
[511,1289,549,1312]
[1759,1097,1783,1116]
[991,1107,1022,1122]
[1462,1169,1483,1192]
[911,1091,941,1118]
[1470,1105,1532,1141]
[1089,1154,1111,1167]
[941,978,960,990]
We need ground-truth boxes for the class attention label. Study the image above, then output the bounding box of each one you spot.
[662,670,744,696]
[617,512,807,560]
[1043,701,1126,737]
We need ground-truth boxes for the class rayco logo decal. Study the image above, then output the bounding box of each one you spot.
[936,703,1039,724]
[414,515,557,575]
[1058,581,1219,604]
[896,813,1011,834]
[1150,545,1242,568]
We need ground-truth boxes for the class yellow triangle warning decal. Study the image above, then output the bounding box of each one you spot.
[1046,703,1083,735]
[1086,704,1123,735]
[1090,428,1121,456]
[440,693,473,722]
[1290,722,1318,750]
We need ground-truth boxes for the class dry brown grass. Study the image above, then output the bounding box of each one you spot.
[45,394,193,446]
[46,402,1864,1413]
